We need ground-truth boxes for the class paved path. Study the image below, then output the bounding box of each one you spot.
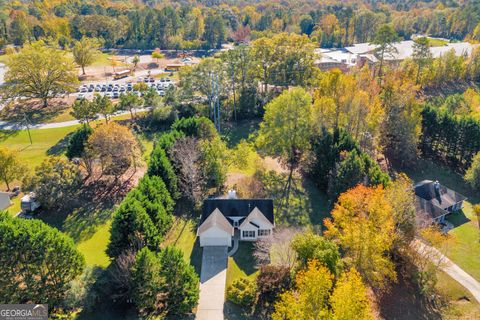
[414,239,480,303]
[0,108,151,130]
[196,246,228,320]
[228,231,239,257]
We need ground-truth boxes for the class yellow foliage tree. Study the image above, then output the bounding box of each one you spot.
[325,185,397,289]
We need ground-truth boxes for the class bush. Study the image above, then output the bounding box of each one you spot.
[227,278,257,308]
[465,152,480,190]
[172,116,217,140]
[66,126,93,159]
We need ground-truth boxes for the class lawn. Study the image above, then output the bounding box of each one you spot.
[401,158,480,281]
[226,242,259,289]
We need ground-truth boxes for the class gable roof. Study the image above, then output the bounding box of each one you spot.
[201,199,274,225]
[197,208,234,235]
[414,180,467,211]
[240,206,274,228]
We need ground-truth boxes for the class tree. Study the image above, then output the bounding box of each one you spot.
[86,123,141,179]
[159,246,199,314]
[91,94,115,123]
[132,55,140,70]
[24,156,82,210]
[0,147,26,190]
[465,152,480,190]
[66,126,93,160]
[171,137,205,206]
[2,41,78,107]
[107,198,161,258]
[325,185,396,290]
[256,265,293,318]
[72,36,102,75]
[380,76,421,167]
[118,92,143,119]
[373,24,399,80]
[0,212,85,306]
[272,260,333,320]
[291,232,341,275]
[330,268,374,320]
[131,247,166,317]
[299,15,314,35]
[412,37,432,84]
[70,98,98,128]
[152,48,164,64]
[256,88,313,210]
[385,174,416,250]
[148,144,179,199]
[199,136,229,190]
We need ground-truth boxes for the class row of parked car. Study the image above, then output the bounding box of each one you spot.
[77,78,174,100]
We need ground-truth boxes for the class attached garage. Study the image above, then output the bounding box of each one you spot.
[197,209,234,247]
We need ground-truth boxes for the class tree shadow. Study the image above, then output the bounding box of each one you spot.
[223,119,260,148]
[1,99,70,125]
[189,237,202,276]
[232,242,257,276]
[0,129,19,142]
[379,270,442,320]
[47,132,74,156]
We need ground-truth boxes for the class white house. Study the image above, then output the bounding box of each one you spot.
[0,192,12,211]
[197,193,274,247]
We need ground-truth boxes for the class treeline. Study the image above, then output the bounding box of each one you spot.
[2,0,480,49]
[420,105,480,171]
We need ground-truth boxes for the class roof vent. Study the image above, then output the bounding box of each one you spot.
[227,189,237,199]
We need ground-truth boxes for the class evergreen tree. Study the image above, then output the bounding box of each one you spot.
[148,145,179,199]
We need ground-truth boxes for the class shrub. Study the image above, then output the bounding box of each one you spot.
[227,278,257,308]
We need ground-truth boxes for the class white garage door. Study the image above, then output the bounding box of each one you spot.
[200,236,231,247]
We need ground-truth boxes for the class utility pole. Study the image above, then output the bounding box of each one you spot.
[23,113,32,145]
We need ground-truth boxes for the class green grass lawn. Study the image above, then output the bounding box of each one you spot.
[226,242,259,289]
[76,220,112,268]
[7,196,22,216]
[436,270,480,319]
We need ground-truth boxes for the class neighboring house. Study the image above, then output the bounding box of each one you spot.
[414,180,467,224]
[197,191,274,247]
[0,192,12,211]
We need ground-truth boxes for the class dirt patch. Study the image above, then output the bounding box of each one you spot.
[263,156,288,173]
[226,171,248,188]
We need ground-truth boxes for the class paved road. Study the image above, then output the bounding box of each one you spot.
[196,246,228,320]
[414,239,480,303]
[0,108,151,130]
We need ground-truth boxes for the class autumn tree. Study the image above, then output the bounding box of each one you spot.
[91,94,115,123]
[272,260,333,320]
[72,36,102,75]
[325,185,396,290]
[330,268,374,320]
[255,265,292,318]
[256,88,313,209]
[373,24,399,80]
[86,123,142,179]
[2,41,78,107]
[0,147,26,191]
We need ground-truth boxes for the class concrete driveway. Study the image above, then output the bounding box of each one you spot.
[196,246,228,320]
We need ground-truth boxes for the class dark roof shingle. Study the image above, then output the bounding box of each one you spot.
[201,199,274,225]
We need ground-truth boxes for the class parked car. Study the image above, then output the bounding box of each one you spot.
[76,94,85,100]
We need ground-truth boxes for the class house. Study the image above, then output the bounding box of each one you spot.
[0,192,12,211]
[414,180,467,224]
[197,191,274,247]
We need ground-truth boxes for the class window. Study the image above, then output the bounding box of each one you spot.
[242,230,255,238]
[258,229,271,236]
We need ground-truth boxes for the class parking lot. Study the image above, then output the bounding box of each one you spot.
[76,76,175,101]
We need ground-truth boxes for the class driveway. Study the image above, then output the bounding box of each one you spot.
[196,246,228,320]
[414,239,480,303]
